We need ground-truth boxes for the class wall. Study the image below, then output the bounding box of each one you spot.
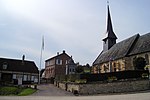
[129,53,150,70]
[55,80,150,95]
[96,58,126,73]
[92,52,150,74]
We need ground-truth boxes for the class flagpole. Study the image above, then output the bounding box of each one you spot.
[39,36,44,84]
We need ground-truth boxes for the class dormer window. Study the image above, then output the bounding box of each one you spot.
[3,62,8,69]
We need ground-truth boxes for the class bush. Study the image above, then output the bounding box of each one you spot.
[75,79,87,84]
[107,76,117,82]
[133,57,146,70]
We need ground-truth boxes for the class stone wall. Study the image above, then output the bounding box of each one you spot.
[78,80,149,95]
[55,79,150,95]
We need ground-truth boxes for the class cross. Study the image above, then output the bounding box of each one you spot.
[107,0,109,6]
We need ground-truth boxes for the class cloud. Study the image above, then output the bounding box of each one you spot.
[0,0,150,69]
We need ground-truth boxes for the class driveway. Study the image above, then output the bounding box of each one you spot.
[32,84,74,96]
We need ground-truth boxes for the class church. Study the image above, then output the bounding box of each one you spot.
[92,4,150,73]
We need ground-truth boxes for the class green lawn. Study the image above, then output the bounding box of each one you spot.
[18,88,36,96]
[0,86,36,96]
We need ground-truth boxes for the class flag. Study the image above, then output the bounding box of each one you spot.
[42,36,44,50]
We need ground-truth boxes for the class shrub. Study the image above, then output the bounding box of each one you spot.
[75,79,87,83]
[142,73,149,78]
[107,76,117,82]
[133,57,146,70]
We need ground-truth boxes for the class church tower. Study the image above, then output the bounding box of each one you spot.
[103,3,117,51]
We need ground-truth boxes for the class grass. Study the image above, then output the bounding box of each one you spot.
[0,86,36,96]
[0,86,20,95]
[18,88,36,96]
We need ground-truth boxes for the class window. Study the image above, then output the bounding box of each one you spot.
[13,74,17,79]
[145,54,149,65]
[46,61,51,66]
[114,68,116,72]
[72,69,75,72]
[113,62,116,72]
[70,69,72,72]
[118,63,121,71]
[23,75,27,81]
[104,65,109,72]
[31,76,34,81]
[27,75,30,81]
[3,62,8,69]
[56,59,62,65]
[66,60,68,64]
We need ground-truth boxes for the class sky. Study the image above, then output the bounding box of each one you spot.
[0,0,150,69]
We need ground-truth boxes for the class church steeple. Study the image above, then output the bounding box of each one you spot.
[103,2,117,51]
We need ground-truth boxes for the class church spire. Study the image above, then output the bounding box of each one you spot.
[103,2,117,51]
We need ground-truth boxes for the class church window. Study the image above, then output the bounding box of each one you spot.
[113,62,116,72]
[145,54,149,65]
[133,56,137,67]
[118,62,121,71]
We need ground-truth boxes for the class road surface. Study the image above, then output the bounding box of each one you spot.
[0,92,150,100]
[32,84,74,96]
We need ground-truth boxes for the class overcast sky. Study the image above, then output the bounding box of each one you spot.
[0,0,150,69]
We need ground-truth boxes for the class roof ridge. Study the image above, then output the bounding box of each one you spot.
[45,52,71,61]
[0,57,34,62]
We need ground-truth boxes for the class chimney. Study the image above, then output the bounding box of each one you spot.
[57,52,59,55]
[63,50,65,53]
[22,55,25,64]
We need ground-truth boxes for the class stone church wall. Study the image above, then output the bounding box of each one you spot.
[128,52,150,70]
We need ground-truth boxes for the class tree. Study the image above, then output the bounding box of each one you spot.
[133,57,146,70]
[85,63,90,68]
[75,65,84,73]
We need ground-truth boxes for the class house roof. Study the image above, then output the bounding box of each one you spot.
[128,32,150,56]
[0,58,39,74]
[45,50,71,62]
[67,58,76,65]
[93,34,139,65]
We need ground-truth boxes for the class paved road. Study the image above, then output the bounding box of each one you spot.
[0,84,150,100]
[0,92,150,100]
[32,84,74,96]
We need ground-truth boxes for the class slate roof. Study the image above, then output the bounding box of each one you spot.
[128,32,150,56]
[67,58,76,65]
[0,58,39,74]
[103,5,117,41]
[93,34,139,65]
